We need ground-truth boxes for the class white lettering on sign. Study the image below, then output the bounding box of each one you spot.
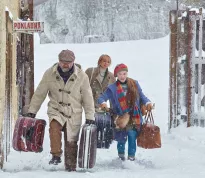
[13,21,44,32]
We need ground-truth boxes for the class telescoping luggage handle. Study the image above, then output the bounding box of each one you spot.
[84,125,92,169]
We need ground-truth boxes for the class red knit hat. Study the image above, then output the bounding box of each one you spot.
[114,63,128,77]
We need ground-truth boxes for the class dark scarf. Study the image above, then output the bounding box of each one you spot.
[116,78,141,128]
[57,65,74,83]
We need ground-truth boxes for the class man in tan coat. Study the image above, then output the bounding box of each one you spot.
[27,49,95,171]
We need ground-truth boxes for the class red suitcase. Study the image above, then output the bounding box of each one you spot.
[78,124,97,169]
[12,116,46,152]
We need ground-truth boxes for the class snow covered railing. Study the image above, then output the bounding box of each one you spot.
[169,7,205,129]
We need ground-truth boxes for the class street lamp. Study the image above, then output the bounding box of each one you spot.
[177,0,179,10]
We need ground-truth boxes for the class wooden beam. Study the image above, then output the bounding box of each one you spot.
[169,10,178,129]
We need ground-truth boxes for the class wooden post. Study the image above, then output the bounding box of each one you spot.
[197,8,203,114]
[169,10,178,129]
[29,0,34,101]
[16,40,24,114]
[187,10,196,127]
[177,10,189,124]
[3,10,12,163]
[20,33,26,115]
[21,0,34,115]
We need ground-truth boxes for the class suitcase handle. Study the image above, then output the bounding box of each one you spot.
[144,111,154,124]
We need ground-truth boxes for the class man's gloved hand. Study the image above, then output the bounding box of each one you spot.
[26,113,36,118]
[85,119,95,125]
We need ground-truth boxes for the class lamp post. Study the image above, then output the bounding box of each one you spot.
[177,0,179,10]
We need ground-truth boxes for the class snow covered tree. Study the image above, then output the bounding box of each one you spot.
[34,0,177,43]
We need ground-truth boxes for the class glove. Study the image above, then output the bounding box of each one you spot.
[100,103,109,111]
[26,113,36,118]
[85,119,95,125]
[146,103,154,112]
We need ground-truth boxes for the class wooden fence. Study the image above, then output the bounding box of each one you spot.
[169,8,205,129]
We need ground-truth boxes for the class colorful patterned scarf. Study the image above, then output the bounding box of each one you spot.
[116,80,141,129]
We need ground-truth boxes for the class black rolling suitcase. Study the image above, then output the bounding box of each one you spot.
[95,112,113,149]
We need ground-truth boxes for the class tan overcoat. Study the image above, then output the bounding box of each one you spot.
[28,63,95,141]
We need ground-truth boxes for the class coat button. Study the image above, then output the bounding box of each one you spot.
[67,91,71,94]
[70,79,74,81]
[67,103,70,106]
[56,76,60,81]
[59,89,62,92]
[59,102,62,104]
[68,116,71,118]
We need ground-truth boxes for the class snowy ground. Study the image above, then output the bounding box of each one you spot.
[1,34,205,178]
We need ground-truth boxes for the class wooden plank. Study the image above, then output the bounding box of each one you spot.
[177,11,189,123]
[29,0,34,98]
[169,10,178,129]
[187,10,196,127]
[4,11,13,162]
[197,8,203,113]
[21,1,34,114]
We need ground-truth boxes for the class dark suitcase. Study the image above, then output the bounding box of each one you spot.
[78,124,97,169]
[95,112,113,149]
[12,116,46,152]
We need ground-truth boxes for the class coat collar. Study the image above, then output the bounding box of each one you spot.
[92,66,112,89]
[52,63,79,78]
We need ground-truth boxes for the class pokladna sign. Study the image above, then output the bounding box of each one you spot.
[13,21,44,33]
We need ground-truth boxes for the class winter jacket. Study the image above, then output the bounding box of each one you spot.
[28,63,95,141]
[97,80,150,126]
[85,66,115,110]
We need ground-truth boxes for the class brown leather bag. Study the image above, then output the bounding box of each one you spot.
[137,111,161,149]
